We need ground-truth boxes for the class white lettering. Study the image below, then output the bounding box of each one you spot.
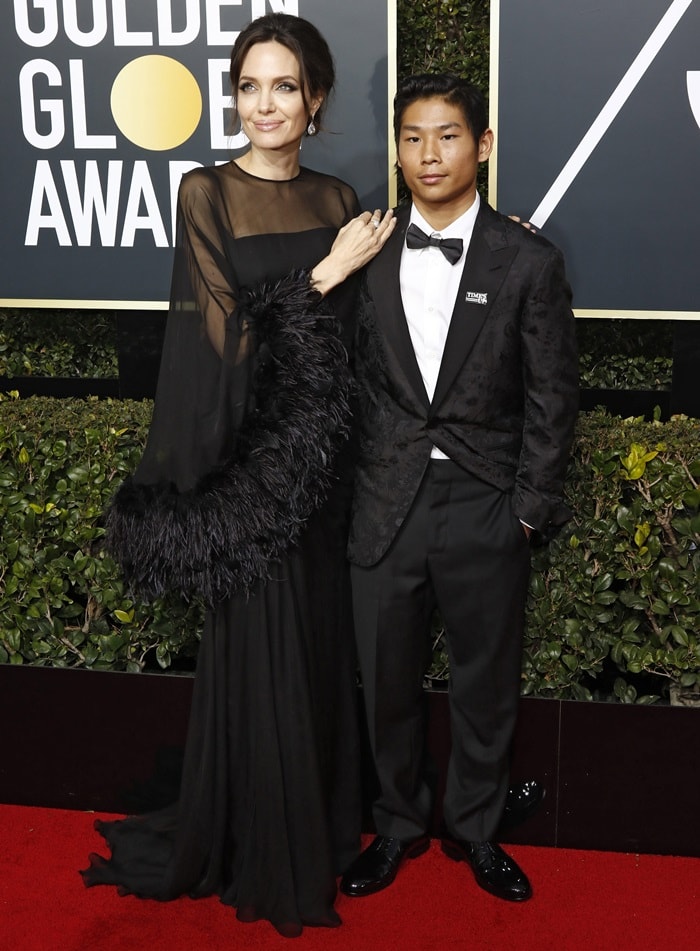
[158,0,200,46]
[121,161,169,247]
[69,60,117,149]
[24,160,186,248]
[113,0,153,46]
[13,0,58,48]
[208,58,246,150]
[63,0,108,47]
[61,160,122,245]
[206,0,242,46]
[13,0,302,49]
[25,159,72,245]
[19,59,64,149]
[169,161,202,242]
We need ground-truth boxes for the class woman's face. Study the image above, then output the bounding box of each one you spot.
[235,41,320,153]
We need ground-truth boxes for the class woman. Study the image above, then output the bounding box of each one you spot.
[81,14,395,937]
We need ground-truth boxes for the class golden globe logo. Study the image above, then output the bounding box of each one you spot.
[111,56,202,151]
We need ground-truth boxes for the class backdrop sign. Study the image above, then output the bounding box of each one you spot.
[491,0,700,318]
[1,0,394,308]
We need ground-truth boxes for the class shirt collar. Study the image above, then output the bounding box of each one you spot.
[408,192,481,241]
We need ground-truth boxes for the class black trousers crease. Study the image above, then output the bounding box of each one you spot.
[351,460,531,842]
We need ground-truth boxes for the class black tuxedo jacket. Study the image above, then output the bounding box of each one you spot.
[348,201,579,568]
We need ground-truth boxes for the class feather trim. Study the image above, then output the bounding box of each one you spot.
[105,270,351,604]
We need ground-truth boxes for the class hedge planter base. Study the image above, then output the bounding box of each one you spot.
[0,665,697,857]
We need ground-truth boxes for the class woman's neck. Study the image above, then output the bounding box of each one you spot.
[235,145,300,181]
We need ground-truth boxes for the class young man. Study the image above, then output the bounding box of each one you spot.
[341,75,579,903]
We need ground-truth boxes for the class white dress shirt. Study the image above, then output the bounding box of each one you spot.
[400,194,480,459]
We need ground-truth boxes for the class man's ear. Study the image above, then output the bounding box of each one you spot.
[478,129,494,163]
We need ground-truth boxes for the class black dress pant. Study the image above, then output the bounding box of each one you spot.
[351,460,531,842]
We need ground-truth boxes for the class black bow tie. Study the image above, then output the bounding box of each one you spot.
[405,223,463,264]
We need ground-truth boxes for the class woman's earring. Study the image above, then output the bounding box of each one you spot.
[307,114,317,136]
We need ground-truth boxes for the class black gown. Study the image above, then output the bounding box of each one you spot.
[81,162,362,937]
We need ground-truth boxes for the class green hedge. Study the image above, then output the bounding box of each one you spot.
[0,394,202,673]
[576,319,673,391]
[1,308,673,393]
[397,0,489,85]
[0,310,118,379]
[522,410,700,702]
[1,396,698,701]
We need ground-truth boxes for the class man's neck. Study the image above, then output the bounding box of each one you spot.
[412,190,478,232]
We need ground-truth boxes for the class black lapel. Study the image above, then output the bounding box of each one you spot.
[430,203,519,412]
[366,204,430,408]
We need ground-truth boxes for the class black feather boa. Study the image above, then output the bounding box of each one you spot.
[105,270,352,605]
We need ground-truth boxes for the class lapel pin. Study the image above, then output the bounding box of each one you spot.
[465,291,488,305]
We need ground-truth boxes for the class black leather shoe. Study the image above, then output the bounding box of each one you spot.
[441,837,532,902]
[340,834,430,897]
[499,779,545,831]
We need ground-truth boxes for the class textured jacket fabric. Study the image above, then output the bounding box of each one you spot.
[349,201,579,567]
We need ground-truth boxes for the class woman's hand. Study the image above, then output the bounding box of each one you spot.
[509,214,538,233]
[311,209,396,296]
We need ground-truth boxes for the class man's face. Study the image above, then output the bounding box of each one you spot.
[397,96,493,219]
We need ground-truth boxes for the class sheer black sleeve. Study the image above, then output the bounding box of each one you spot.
[131,171,250,491]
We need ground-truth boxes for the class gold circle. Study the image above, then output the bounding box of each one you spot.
[111,55,202,151]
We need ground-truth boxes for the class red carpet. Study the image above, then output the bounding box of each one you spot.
[1,805,698,950]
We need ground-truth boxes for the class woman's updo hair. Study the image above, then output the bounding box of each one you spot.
[229,14,335,134]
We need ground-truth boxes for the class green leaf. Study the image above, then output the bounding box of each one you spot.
[593,590,617,605]
[634,523,651,547]
[668,626,689,647]
[114,609,135,623]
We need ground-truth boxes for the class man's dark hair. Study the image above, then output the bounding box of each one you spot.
[393,74,488,146]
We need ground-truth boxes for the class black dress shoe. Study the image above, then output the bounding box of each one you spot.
[499,779,545,831]
[441,837,532,902]
[340,834,430,897]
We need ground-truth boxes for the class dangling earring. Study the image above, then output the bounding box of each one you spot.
[307,114,317,136]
